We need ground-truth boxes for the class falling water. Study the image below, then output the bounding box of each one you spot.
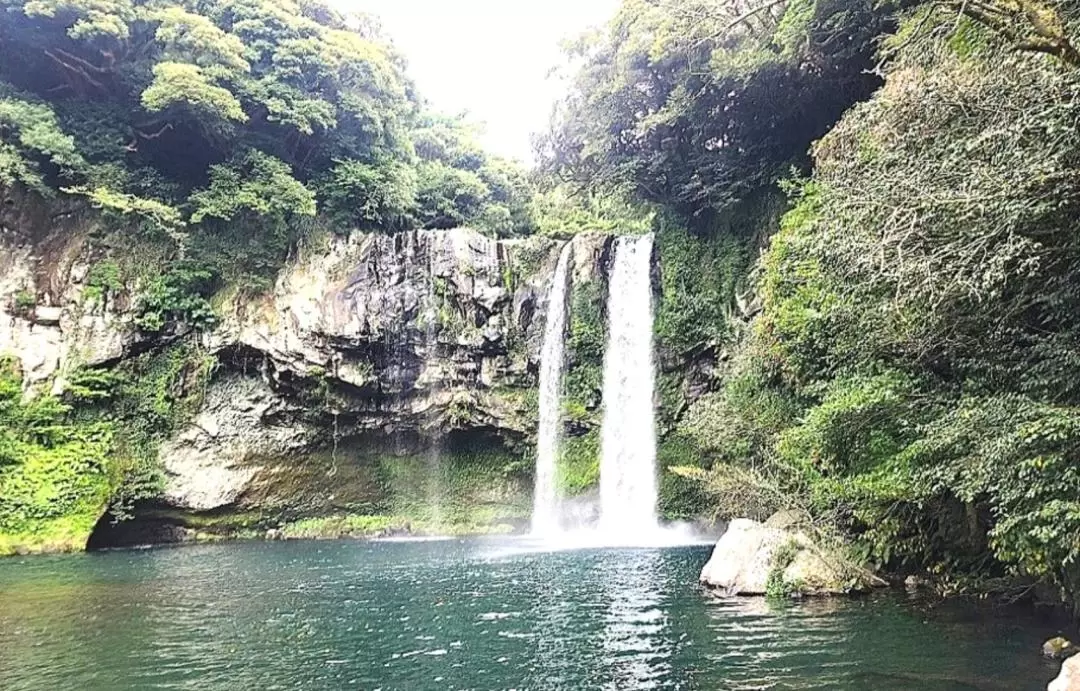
[423,235,445,530]
[598,234,659,539]
[531,242,574,536]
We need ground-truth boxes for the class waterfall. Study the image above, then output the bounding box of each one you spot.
[531,241,574,535]
[423,235,444,530]
[598,234,658,538]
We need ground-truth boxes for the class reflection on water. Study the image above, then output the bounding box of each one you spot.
[0,539,1063,691]
[600,549,671,690]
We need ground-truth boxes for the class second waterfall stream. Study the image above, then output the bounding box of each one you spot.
[531,241,573,536]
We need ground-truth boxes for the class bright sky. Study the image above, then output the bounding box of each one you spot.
[340,0,621,163]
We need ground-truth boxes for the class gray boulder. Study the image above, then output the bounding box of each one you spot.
[699,517,876,597]
[1050,655,1080,691]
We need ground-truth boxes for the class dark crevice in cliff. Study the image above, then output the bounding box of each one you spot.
[86,502,191,550]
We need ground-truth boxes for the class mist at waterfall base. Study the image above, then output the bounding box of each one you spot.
[530,235,705,549]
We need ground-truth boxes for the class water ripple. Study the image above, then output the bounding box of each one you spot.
[0,540,1060,690]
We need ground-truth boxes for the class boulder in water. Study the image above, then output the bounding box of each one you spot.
[1050,655,1080,691]
[699,518,877,597]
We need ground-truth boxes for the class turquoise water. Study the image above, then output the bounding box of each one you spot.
[0,539,1063,690]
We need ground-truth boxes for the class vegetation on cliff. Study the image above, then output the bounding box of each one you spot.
[0,0,539,304]
[547,0,1080,603]
[0,344,209,553]
[0,0,559,549]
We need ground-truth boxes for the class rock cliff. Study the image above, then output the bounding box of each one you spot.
[0,187,614,546]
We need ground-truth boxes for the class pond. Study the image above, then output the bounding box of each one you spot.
[0,539,1064,690]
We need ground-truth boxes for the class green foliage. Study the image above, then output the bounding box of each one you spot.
[63,367,124,403]
[0,357,113,553]
[150,6,249,72]
[657,433,710,520]
[83,260,123,305]
[765,539,804,599]
[413,160,489,230]
[72,186,186,244]
[654,208,757,355]
[541,0,886,215]
[190,150,315,224]
[69,342,216,523]
[564,279,605,413]
[693,11,1080,600]
[317,157,417,230]
[281,514,404,539]
[0,0,538,335]
[0,87,86,193]
[530,185,652,237]
[134,264,217,332]
[11,290,36,315]
[141,61,248,123]
[533,0,1080,604]
[557,430,600,496]
[407,113,537,235]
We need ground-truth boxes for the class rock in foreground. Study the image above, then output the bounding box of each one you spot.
[699,517,876,597]
[1051,655,1080,691]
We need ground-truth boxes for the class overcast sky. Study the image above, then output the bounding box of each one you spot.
[340,0,620,162]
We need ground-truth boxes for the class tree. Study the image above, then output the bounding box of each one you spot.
[540,0,887,217]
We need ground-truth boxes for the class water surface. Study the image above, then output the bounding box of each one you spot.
[0,539,1063,690]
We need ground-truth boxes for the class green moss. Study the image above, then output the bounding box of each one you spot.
[282,514,405,539]
[557,430,600,496]
[766,539,805,599]
[565,279,604,414]
[280,513,518,539]
[501,263,516,292]
[83,260,123,305]
[377,448,530,531]
[61,342,215,530]
[0,511,104,555]
[657,433,710,520]
[656,369,687,433]
[511,240,549,282]
[12,290,36,314]
[0,358,114,553]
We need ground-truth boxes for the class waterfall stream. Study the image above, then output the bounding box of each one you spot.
[598,234,659,539]
[531,242,573,535]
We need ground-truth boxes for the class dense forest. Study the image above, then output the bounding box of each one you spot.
[3,0,1080,610]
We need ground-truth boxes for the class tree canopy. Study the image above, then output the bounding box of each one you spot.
[0,0,540,297]
[539,0,887,218]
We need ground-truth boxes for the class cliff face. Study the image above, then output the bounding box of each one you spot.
[156,229,610,531]
[0,188,614,546]
[0,186,148,391]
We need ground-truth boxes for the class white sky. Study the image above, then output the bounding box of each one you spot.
[340,0,621,162]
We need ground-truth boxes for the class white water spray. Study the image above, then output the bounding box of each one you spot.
[598,234,659,539]
[532,242,573,535]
